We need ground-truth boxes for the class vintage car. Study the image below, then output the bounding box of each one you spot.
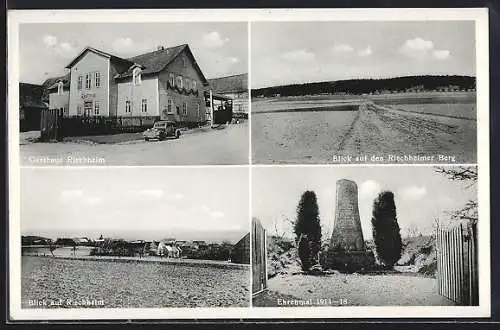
[143,121,181,141]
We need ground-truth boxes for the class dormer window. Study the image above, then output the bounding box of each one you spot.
[57,81,64,95]
[133,67,142,85]
[169,73,175,87]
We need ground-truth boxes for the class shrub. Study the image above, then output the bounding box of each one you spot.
[298,234,311,271]
[294,190,322,269]
[371,191,403,267]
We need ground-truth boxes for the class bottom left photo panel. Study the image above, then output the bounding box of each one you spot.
[16,167,250,310]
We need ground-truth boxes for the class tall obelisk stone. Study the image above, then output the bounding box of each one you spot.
[330,179,366,251]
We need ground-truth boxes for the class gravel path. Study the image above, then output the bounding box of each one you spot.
[20,122,248,166]
[264,273,455,306]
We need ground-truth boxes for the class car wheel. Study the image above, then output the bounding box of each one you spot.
[145,138,149,141]
[175,131,181,139]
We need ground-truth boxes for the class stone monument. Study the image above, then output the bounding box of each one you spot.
[324,179,375,272]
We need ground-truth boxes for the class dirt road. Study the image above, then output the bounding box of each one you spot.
[21,123,249,166]
[256,273,455,306]
[252,101,476,164]
[337,105,477,164]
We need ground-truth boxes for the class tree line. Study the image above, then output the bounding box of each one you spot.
[252,75,476,97]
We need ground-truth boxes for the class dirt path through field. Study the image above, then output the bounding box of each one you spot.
[337,105,476,163]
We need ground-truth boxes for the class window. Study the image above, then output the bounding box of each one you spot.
[95,72,101,88]
[182,102,187,116]
[57,81,64,95]
[63,106,69,116]
[77,104,83,116]
[84,101,92,116]
[141,99,148,113]
[197,103,200,118]
[192,80,197,91]
[94,101,100,115]
[125,100,131,113]
[185,78,190,91]
[169,73,175,86]
[85,73,91,89]
[167,99,173,114]
[176,76,183,89]
[77,76,83,90]
[182,57,187,68]
[133,67,141,85]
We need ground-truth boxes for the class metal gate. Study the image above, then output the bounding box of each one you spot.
[436,222,478,305]
[252,217,267,295]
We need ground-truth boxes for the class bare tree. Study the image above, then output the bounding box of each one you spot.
[434,166,478,224]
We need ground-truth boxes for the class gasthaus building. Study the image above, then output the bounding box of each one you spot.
[48,44,209,126]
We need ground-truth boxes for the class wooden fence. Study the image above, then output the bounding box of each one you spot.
[252,218,268,295]
[436,222,478,306]
[40,108,64,141]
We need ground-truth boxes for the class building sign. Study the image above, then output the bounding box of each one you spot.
[81,93,96,100]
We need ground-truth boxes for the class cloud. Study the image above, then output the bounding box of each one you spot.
[358,46,372,57]
[399,37,450,61]
[59,42,74,52]
[201,204,225,218]
[61,189,84,200]
[359,180,381,199]
[433,49,451,60]
[400,185,427,201]
[281,49,316,62]
[202,31,229,48]
[130,189,164,198]
[60,189,102,205]
[43,35,58,47]
[331,44,354,54]
[112,37,135,53]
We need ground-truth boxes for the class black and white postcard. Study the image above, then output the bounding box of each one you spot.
[17,167,250,311]
[7,8,490,321]
[252,166,479,307]
[16,21,249,166]
[251,21,480,164]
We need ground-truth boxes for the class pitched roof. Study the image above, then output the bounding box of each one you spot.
[46,73,71,91]
[19,83,47,109]
[115,44,208,85]
[208,73,248,94]
[65,46,134,69]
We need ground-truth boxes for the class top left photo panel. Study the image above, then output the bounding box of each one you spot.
[14,20,249,166]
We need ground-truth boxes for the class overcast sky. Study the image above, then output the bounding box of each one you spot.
[252,166,476,241]
[19,22,248,84]
[21,168,249,242]
[251,21,476,88]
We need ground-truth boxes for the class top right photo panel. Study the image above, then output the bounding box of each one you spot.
[251,21,478,165]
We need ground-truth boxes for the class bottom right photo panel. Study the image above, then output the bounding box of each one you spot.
[251,166,478,307]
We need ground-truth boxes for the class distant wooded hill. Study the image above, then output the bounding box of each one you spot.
[252,75,476,97]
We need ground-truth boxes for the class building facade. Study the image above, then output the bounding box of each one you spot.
[48,45,209,125]
[208,73,248,115]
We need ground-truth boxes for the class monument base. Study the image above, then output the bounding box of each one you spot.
[322,249,376,273]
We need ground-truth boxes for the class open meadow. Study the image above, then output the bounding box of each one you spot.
[21,256,250,308]
[251,92,477,164]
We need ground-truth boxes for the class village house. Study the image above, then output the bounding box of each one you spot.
[208,73,248,116]
[45,74,70,116]
[47,44,210,126]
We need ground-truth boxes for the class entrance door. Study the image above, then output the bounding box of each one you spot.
[84,101,93,117]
